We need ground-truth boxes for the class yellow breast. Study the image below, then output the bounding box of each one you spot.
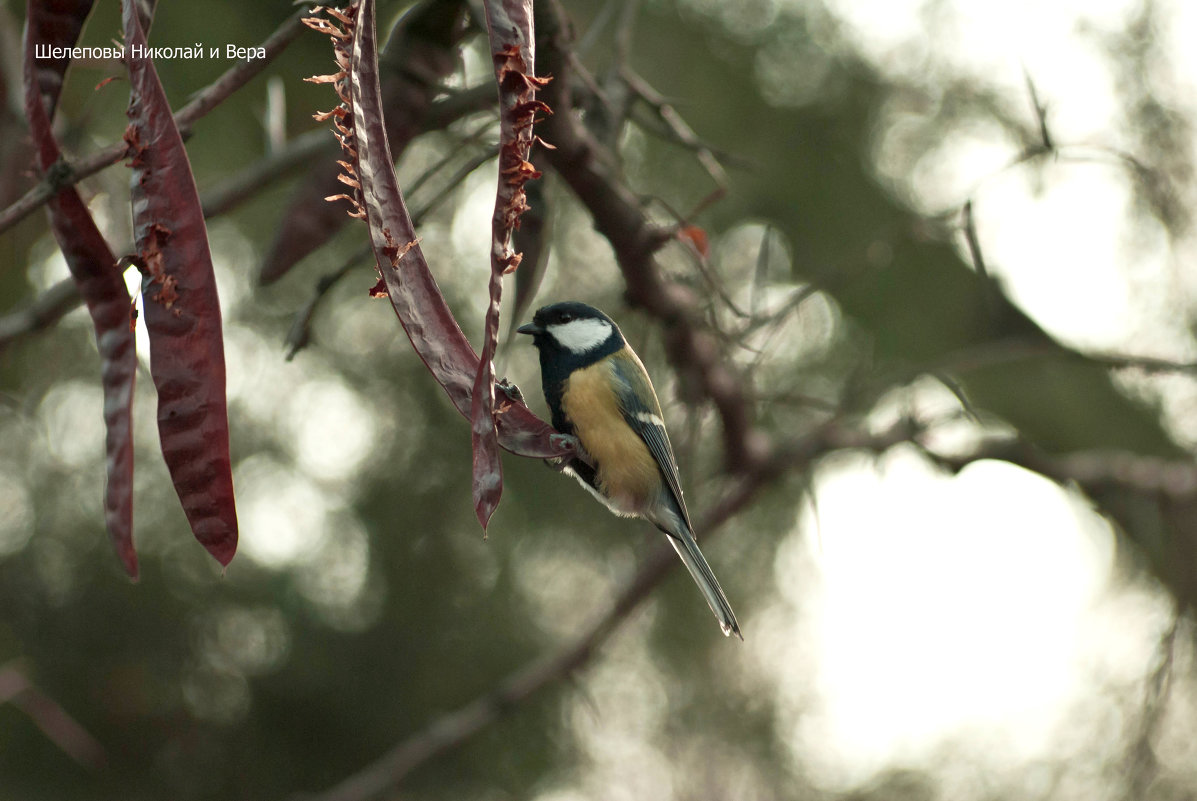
[561,360,661,515]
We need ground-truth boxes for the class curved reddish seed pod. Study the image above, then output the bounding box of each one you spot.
[341,0,569,459]
[299,0,573,533]
[23,0,138,577]
[123,0,237,566]
[468,0,549,529]
[25,0,95,118]
[470,262,504,530]
[259,0,470,285]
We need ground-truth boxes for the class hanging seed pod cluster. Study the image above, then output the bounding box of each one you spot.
[302,0,574,532]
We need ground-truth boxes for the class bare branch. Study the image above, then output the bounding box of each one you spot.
[293,414,933,801]
[1022,66,1054,153]
[960,199,989,280]
[283,243,371,361]
[0,278,86,352]
[865,337,1197,410]
[284,146,498,360]
[201,128,330,218]
[0,662,106,770]
[622,67,729,219]
[200,87,496,219]
[293,454,785,801]
[6,91,496,352]
[1123,603,1182,801]
[0,7,306,236]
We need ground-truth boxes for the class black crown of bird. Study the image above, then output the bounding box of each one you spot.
[518,301,741,639]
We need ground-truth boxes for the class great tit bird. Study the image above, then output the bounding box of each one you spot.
[517,302,741,638]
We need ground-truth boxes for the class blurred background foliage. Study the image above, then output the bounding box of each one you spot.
[2,0,1197,799]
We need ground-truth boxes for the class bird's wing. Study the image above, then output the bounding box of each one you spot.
[611,354,740,637]
[610,353,693,531]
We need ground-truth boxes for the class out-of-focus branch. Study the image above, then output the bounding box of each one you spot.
[296,398,1197,801]
[0,7,306,236]
[861,338,1197,411]
[0,662,106,770]
[422,84,497,129]
[927,436,1197,610]
[293,417,925,801]
[535,0,769,475]
[4,88,497,352]
[284,146,498,360]
[297,452,780,801]
[200,128,330,218]
[201,84,496,218]
[0,277,86,352]
[173,8,308,137]
[621,67,729,219]
[928,438,1197,498]
[1123,605,1181,801]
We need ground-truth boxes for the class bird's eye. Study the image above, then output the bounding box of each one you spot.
[559,313,573,323]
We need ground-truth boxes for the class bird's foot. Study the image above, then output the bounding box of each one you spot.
[496,379,525,405]
[550,433,580,452]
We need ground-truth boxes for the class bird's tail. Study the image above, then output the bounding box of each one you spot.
[664,526,742,639]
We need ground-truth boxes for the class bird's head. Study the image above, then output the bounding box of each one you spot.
[516,301,625,363]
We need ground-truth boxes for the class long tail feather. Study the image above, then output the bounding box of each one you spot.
[665,528,741,639]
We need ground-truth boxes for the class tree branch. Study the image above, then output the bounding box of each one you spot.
[294,454,784,801]
[0,277,87,352]
[3,86,496,352]
[292,414,935,801]
[0,662,106,770]
[0,6,306,236]
[200,84,496,218]
[284,146,498,360]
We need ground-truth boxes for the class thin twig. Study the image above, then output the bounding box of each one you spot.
[960,200,988,280]
[2,101,498,351]
[296,416,937,800]
[403,122,499,200]
[960,199,1001,324]
[1123,602,1182,801]
[649,197,749,321]
[174,9,308,137]
[740,284,821,366]
[0,278,87,352]
[622,67,729,220]
[201,128,330,218]
[574,0,620,57]
[928,437,1197,499]
[750,224,772,318]
[613,0,642,65]
[284,147,499,359]
[1022,66,1054,153]
[930,371,983,423]
[0,3,22,120]
[283,243,371,361]
[203,85,497,218]
[860,337,1197,413]
[421,84,497,130]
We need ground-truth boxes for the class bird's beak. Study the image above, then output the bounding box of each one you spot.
[516,322,542,336]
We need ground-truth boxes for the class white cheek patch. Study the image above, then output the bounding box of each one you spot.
[547,318,612,352]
